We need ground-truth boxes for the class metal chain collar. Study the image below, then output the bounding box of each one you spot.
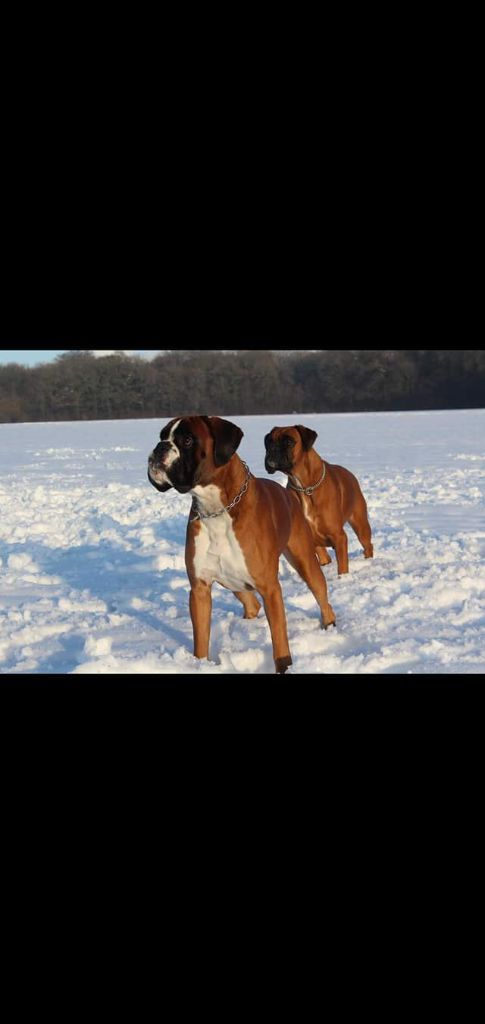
[287,460,326,496]
[190,461,252,521]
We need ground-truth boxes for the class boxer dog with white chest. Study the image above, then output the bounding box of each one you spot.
[148,415,336,673]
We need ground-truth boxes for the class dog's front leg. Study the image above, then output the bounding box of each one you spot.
[189,579,213,659]
[260,582,292,674]
[334,530,349,575]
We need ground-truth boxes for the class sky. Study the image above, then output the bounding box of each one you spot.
[0,348,310,367]
[0,349,159,367]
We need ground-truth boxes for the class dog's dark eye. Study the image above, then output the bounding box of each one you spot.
[182,436,193,448]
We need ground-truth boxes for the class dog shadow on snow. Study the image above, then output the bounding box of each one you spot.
[2,529,346,675]
[1,535,195,674]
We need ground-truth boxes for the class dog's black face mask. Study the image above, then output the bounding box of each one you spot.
[147,416,243,494]
[264,425,318,474]
[264,430,297,474]
[147,417,200,494]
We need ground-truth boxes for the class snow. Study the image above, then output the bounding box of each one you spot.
[1,409,484,675]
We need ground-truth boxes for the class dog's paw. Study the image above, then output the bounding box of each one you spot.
[275,655,293,674]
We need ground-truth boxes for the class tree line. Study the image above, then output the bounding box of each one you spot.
[0,349,483,423]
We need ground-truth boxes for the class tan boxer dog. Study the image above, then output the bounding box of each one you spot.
[264,425,373,576]
[148,415,336,673]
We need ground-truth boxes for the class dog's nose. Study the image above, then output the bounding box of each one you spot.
[150,441,171,466]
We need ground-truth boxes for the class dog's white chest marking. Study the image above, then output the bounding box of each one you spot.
[295,490,321,542]
[192,485,255,592]
[301,493,316,527]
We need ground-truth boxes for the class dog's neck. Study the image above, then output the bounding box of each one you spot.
[192,455,249,514]
[289,449,324,489]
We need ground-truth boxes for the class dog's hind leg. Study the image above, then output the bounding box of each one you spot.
[348,502,373,559]
[234,591,262,619]
[316,545,332,565]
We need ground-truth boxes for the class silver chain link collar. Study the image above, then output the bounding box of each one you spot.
[287,460,326,496]
[190,461,252,521]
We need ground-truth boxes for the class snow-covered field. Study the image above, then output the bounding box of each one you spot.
[1,409,484,675]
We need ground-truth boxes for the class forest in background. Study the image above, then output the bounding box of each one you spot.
[0,349,484,423]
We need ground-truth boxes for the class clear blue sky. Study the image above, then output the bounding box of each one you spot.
[0,348,299,367]
[0,349,158,366]
[0,350,68,366]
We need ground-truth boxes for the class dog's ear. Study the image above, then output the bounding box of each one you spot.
[204,416,244,466]
[295,425,318,451]
[147,470,172,493]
